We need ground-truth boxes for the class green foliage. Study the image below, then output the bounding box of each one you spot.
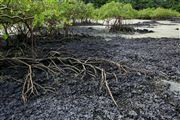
[0,0,61,33]
[85,3,95,19]
[92,8,101,20]
[2,33,8,40]
[97,1,122,19]
[84,0,180,12]
[151,7,180,18]
[60,0,83,21]
[32,0,61,28]
[172,3,180,12]
[0,0,179,41]
[60,0,95,24]
[97,1,137,19]
[120,3,138,19]
[83,0,109,7]
[0,0,97,42]
[138,8,155,19]
[138,7,180,19]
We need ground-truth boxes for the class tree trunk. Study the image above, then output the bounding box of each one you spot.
[25,22,35,57]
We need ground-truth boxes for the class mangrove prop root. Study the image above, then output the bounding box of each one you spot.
[0,52,141,107]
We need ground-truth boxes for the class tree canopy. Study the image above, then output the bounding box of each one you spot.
[83,0,180,12]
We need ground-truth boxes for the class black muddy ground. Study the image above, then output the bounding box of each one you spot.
[0,28,180,120]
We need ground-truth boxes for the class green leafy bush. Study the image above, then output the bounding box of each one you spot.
[138,8,155,19]
[120,3,138,19]
[60,0,88,24]
[0,0,61,36]
[172,3,180,12]
[84,3,95,21]
[138,7,180,19]
[151,7,180,18]
[97,1,137,20]
[97,1,123,19]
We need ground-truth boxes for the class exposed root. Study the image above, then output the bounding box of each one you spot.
[103,71,118,107]
[0,51,146,107]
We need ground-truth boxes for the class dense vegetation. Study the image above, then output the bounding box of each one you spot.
[0,0,95,47]
[0,0,179,48]
[83,0,180,12]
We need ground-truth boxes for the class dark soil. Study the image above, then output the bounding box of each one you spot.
[73,21,103,26]
[0,29,180,119]
[109,25,154,34]
[132,20,158,27]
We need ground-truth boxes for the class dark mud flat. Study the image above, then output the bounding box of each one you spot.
[0,35,180,120]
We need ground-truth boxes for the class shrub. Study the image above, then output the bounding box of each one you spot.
[97,1,137,20]
[120,3,138,19]
[97,1,123,19]
[0,0,61,36]
[151,7,180,18]
[138,7,180,19]
[84,3,95,20]
[60,0,87,24]
[172,3,180,12]
[138,8,155,19]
